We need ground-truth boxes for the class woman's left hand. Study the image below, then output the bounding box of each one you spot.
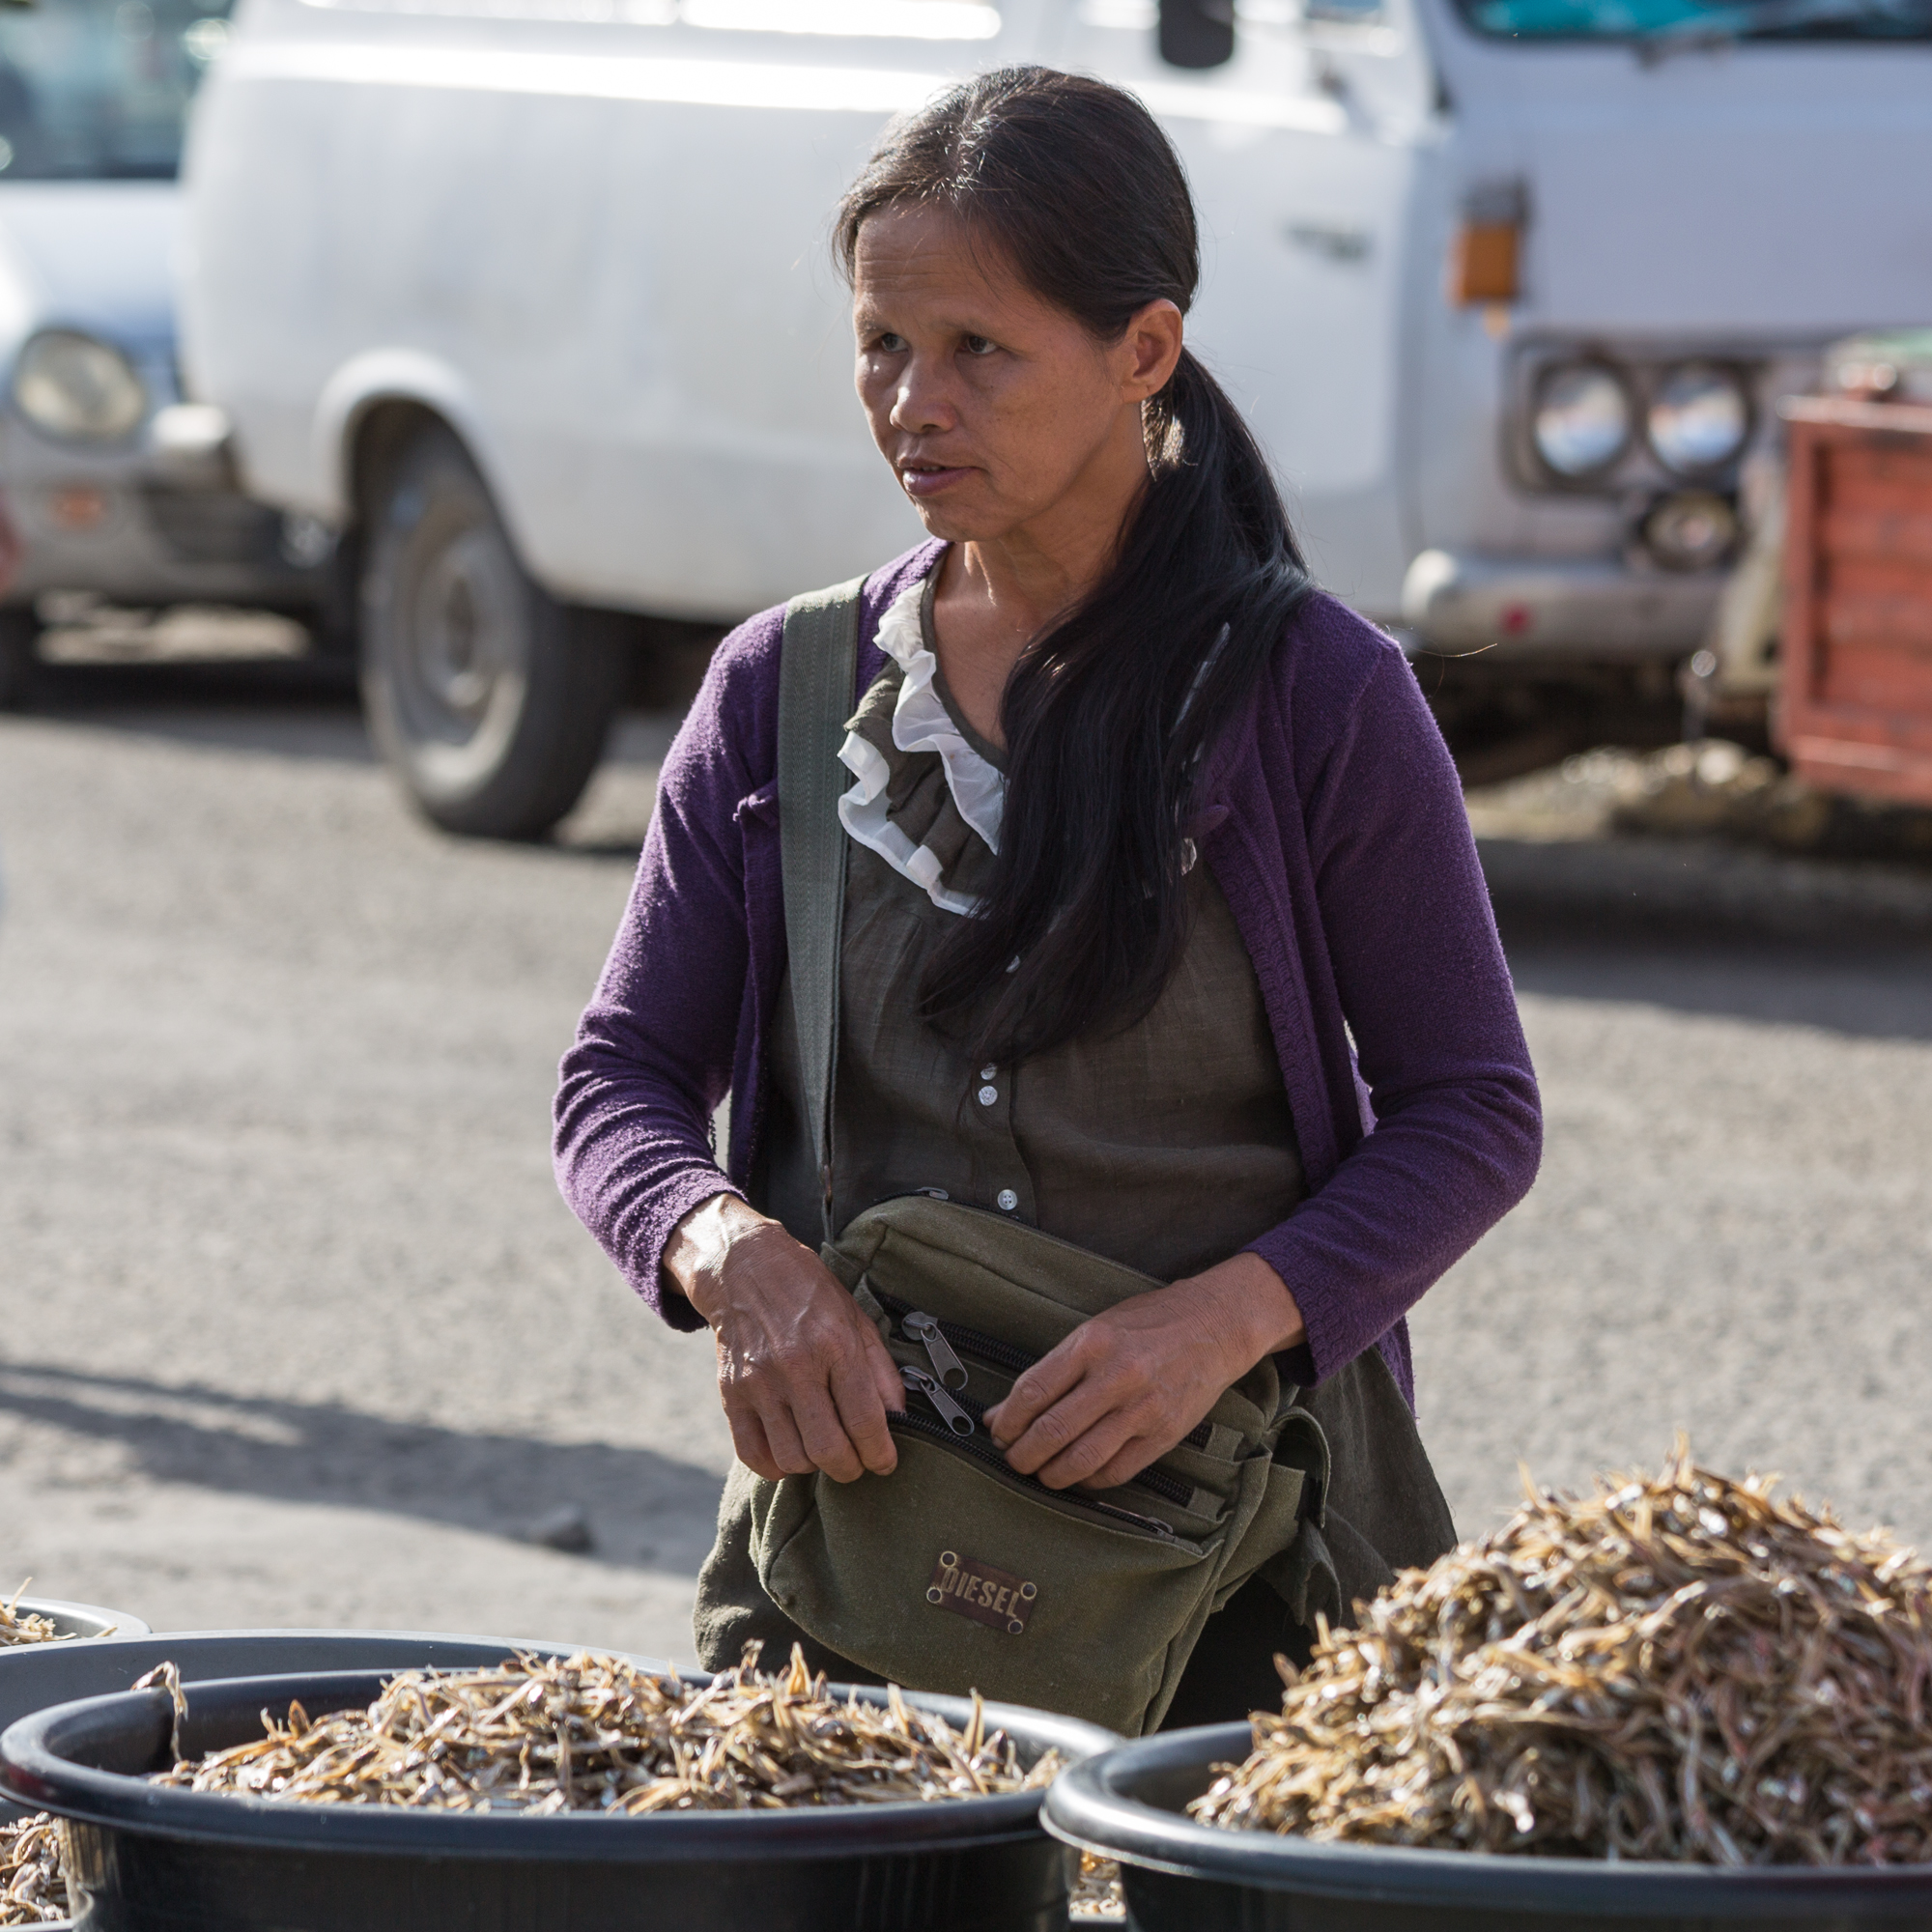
[984,1253,1306,1492]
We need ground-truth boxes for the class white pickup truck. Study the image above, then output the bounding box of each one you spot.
[180,0,1931,835]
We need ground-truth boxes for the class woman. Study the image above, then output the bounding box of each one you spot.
[555,68,1541,1726]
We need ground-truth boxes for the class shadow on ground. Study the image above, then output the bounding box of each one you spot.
[14,658,682,781]
[1494,895,1932,1045]
[18,655,372,757]
[0,1363,723,1574]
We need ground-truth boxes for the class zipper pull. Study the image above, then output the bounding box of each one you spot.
[900,1365,975,1437]
[903,1311,968,1391]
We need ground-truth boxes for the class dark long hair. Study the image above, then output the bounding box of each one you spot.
[835,67,1315,1063]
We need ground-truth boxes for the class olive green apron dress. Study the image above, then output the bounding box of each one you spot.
[696,577,1454,1721]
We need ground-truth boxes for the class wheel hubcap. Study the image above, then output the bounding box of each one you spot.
[407,527,521,734]
[384,505,533,799]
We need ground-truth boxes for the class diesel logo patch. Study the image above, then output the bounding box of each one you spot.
[926,1549,1037,1635]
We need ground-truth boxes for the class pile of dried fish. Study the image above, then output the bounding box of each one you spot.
[1194,1441,1932,1865]
[0,1815,70,1927]
[0,1588,59,1650]
[156,1644,1060,1814]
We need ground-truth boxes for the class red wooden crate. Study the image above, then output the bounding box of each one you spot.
[1777,396,1932,808]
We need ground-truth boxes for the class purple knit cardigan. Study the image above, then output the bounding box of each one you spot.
[554,540,1542,1408]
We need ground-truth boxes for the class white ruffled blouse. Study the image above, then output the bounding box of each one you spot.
[836,573,1003,918]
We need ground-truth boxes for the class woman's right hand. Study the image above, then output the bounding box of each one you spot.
[665,1193,903,1484]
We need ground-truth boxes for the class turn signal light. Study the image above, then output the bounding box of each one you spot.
[1452,220,1520,305]
[1451,180,1528,307]
[49,487,110,531]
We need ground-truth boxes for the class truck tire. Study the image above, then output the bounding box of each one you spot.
[360,425,625,838]
[0,608,40,712]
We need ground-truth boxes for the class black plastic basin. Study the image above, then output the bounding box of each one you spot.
[0,1628,647,1828]
[1043,1722,1932,1932]
[2,1665,1119,1932]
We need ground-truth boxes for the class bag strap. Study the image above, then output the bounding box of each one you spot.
[777,574,867,1246]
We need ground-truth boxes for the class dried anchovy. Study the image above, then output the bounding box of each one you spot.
[155,1644,1062,1814]
[1068,1850,1126,1921]
[0,1816,71,1927]
[135,1662,186,1766]
[0,1586,61,1651]
[1193,1439,1932,1865]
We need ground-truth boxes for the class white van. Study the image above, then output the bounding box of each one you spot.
[180,0,1931,834]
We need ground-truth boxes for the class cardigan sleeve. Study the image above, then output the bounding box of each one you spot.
[551,615,779,1330]
[1243,645,1543,1387]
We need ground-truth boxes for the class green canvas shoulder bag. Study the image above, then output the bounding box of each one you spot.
[746,577,1330,1737]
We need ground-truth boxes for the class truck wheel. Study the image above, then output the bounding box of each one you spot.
[360,426,625,838]
[0,608,40,712]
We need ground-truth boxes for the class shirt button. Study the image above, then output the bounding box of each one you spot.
[980,1064,998,1080]
[977,1084,999,1107]
[996,1188,1019,1212]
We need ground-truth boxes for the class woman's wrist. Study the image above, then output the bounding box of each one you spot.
[663,1191,772,1325]
[1170,1252,1306,1380]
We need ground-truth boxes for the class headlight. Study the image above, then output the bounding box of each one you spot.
[1531,362,1633,478]
[13,329,148,441]
[1647,363,1749,475]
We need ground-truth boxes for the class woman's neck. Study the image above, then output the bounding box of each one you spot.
[928,477,1141,751]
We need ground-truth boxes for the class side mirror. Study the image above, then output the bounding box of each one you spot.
[1158,0,1236,68]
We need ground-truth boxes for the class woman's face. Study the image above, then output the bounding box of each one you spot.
[851,204,1181,548]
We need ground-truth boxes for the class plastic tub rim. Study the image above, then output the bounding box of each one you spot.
[5,1666,1121,1864]
[2,1600,153,1644]
[1042,1722,1932,1919]
[0,1626,668,1668]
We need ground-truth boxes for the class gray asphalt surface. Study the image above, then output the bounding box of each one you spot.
[3,653,1929,1662]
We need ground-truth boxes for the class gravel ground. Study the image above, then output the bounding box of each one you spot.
[2,653,1929,1665]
